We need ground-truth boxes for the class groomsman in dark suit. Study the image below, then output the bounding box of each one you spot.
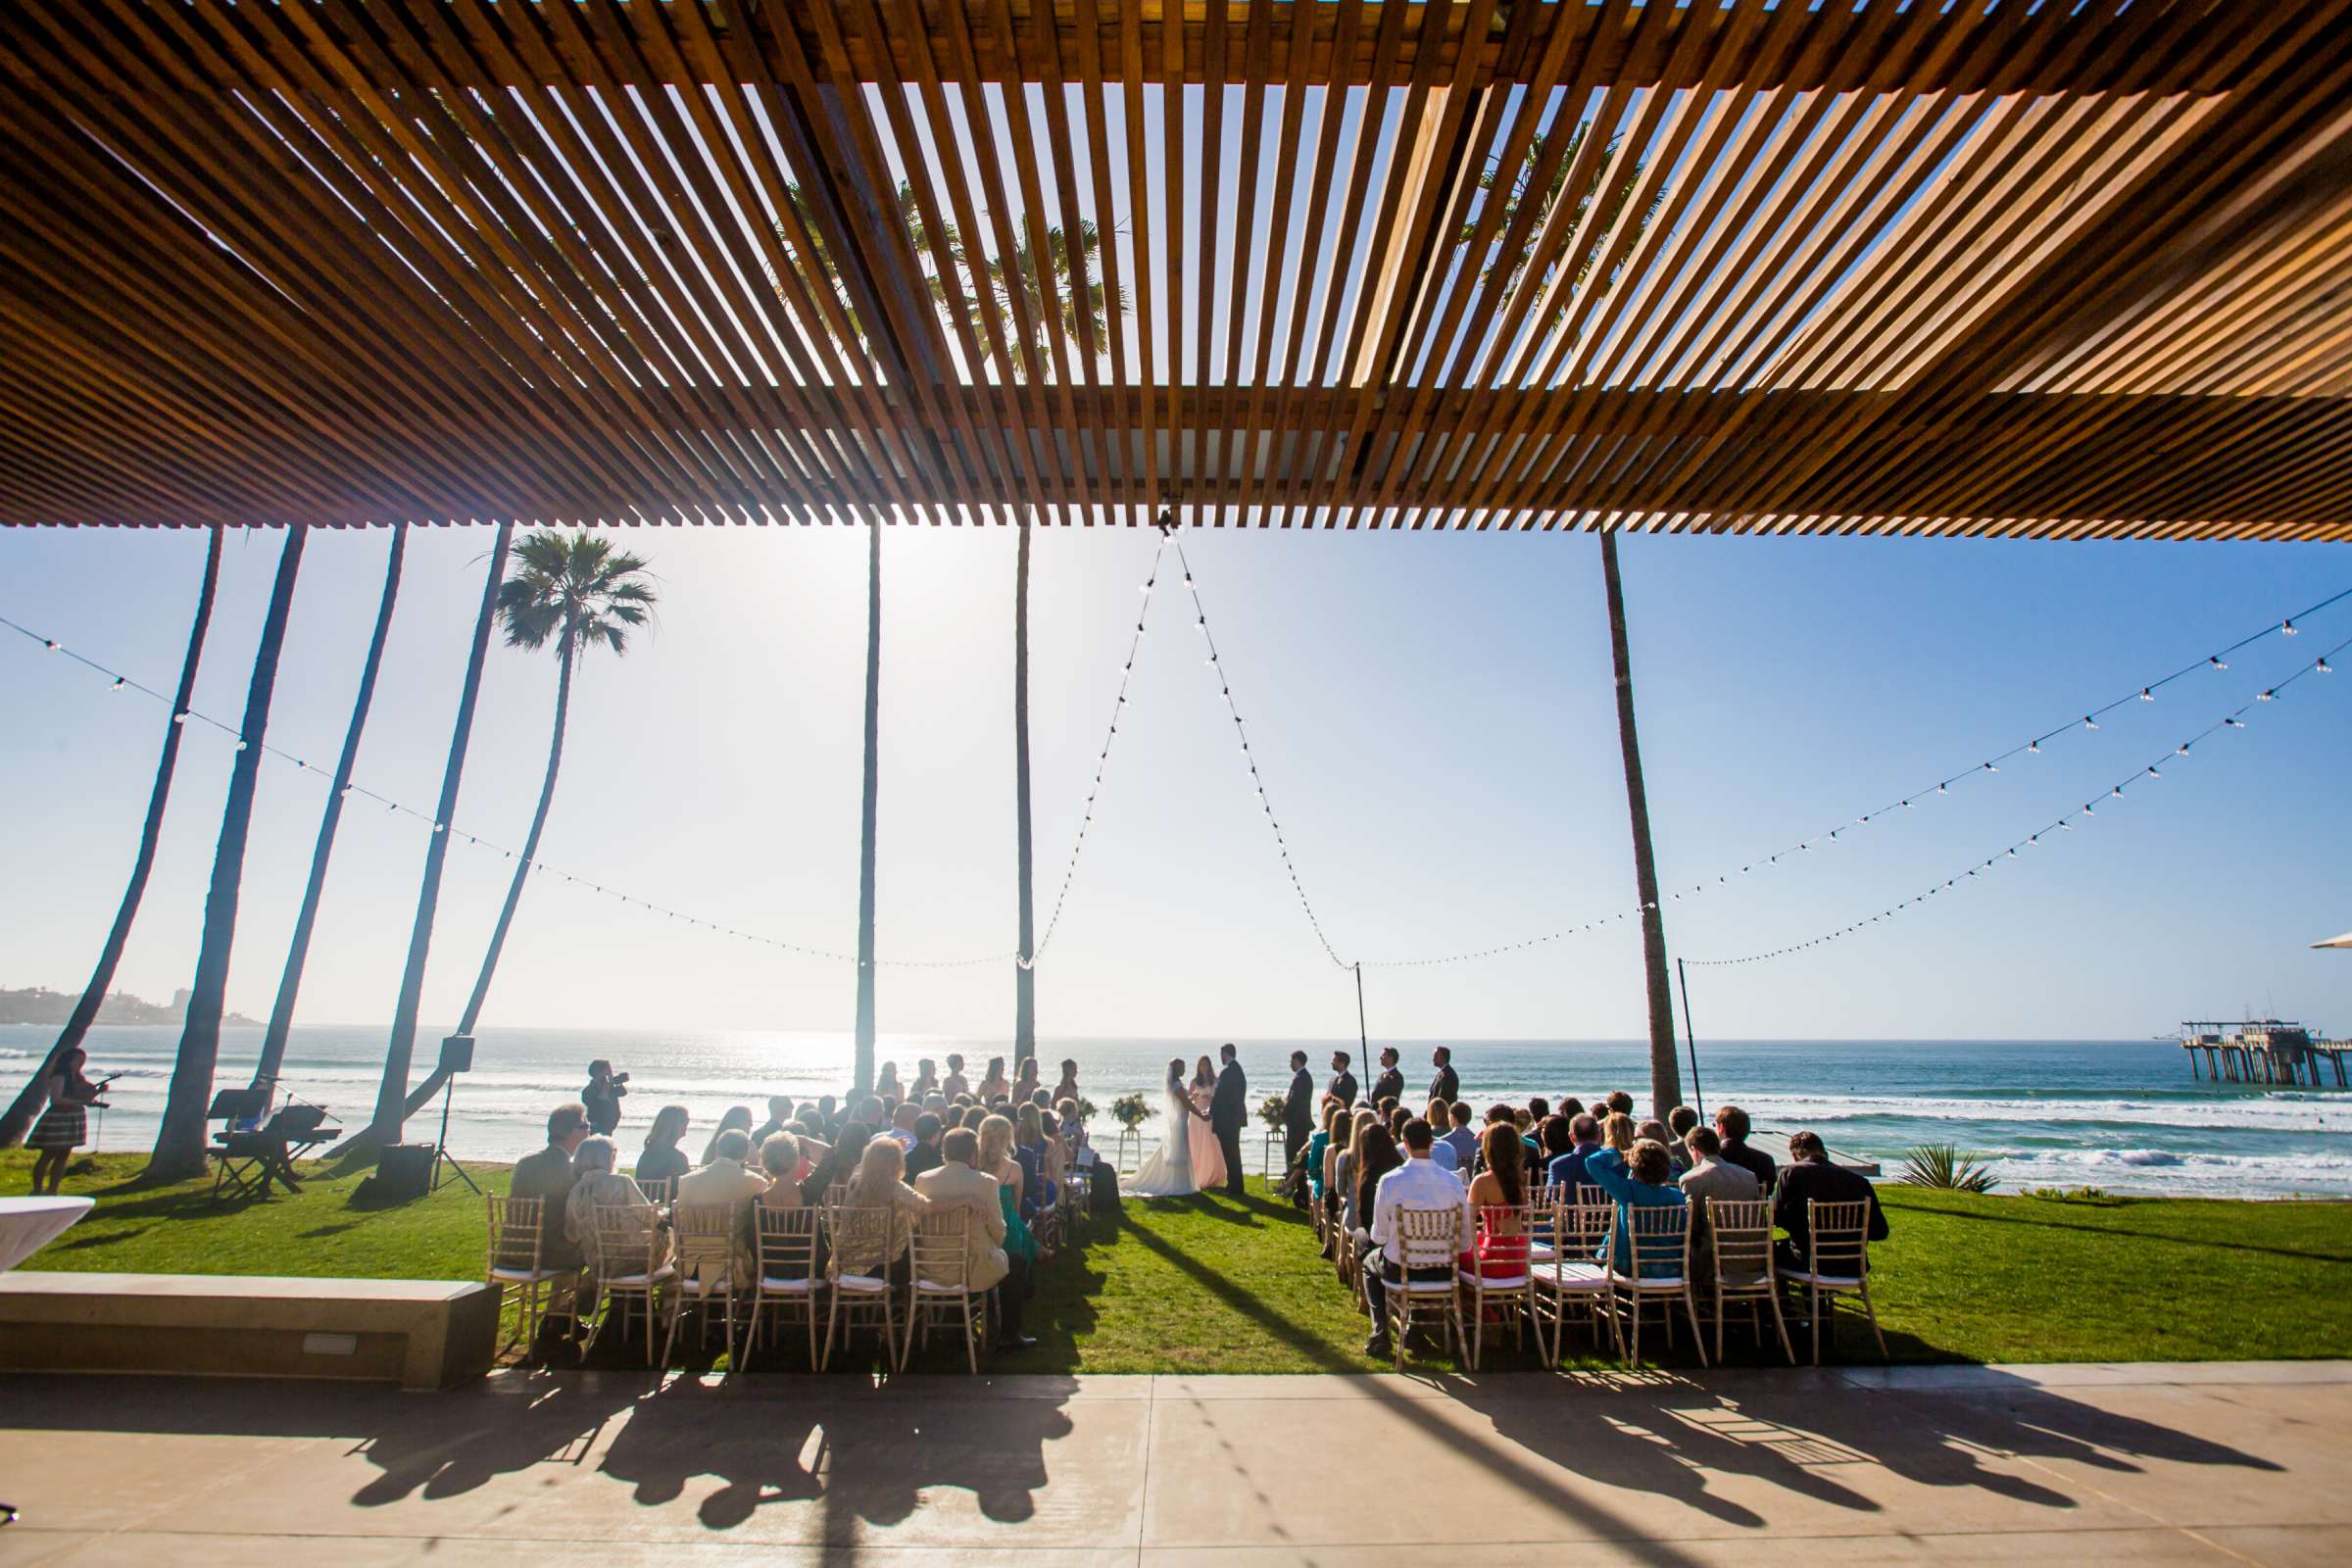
[1369,1047,1405,1108]
[1429,1046,1459,1106]
[1283,1051,1316,1204]
[1210,1043,1249,1198]
[1327,1050,1358,1108]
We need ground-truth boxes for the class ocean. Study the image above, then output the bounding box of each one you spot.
[8,1026,2348,1198]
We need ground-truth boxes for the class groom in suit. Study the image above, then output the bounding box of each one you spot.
[1211,1043,1249,1198]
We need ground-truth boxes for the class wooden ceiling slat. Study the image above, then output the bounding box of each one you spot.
[2,0,2347,536]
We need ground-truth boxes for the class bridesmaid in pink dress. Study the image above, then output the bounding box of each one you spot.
[1187,1055,1228,1192]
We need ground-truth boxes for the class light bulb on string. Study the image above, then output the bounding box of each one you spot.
[2283,619,2297,635]
[2320,658,2334,673]
[2082,715,2098,730]
[2258,689,2276,701]
[2139,688,2154,701]
[110,677,124,691]
[2028,740,2039,753]
[2210,656,2227,670]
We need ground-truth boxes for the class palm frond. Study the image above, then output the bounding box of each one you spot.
[497,528,661,662]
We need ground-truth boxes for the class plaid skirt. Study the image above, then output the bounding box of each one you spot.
[27,1103,87,1151]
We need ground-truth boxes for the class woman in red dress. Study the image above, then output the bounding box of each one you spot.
[1462,1122,1531,1278]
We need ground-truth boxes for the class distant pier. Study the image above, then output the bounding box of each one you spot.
[2181,1020,2350,1087]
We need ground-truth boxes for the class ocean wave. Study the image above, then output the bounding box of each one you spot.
[1733,1092,2346,1134]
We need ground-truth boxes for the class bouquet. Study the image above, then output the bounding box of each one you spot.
[1108,1092,1152,1132]
[1257,1093,1288,1131]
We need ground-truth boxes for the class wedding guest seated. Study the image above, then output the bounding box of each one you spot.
[1305,1102,1345,1205]
[1014,1102,1056,1216]
[634,1104,693,1192]
[564,1137,662,1311]
[1527,1097,1550,1124]
[801,1122,869,1205]
[1425,1107,1460,1173]
[751,1096,795,1148]
[1343,1116,1400,1242]
[1557,1097,1586,1121]
[1605,1091,1636,1118]
[838,1138,930,1282]
[1601,1110,1637,1154]
[676,1128,769,1288]
[1462,1124,1531,1278]
[886,1101,922,1150]
[1361,1119,1473,1359]
[924,1093,951,1118]
[513,1103,590,1275]
[904,1112,947,1182]
[1055,1097,1087,1153]
[914,1128,1033,1348]
[1678,1125,1759,1280]
[1715,1104,1778,1194]
[1582,1137,1687,1277]
[978,1113,1040,1279]
[1774,1130,1887,1271]
[1440,1102,1480,1172]
[1547,1112,1604,1195]
[1637,1118,1680,1175]
[1538,1113,1575,1182]
[1387,1105,1410,1141]
[1667,1106,1699,1173]
[757,1133,805,1207]
[701,1104,754,1166]
[960,1104,989,1133]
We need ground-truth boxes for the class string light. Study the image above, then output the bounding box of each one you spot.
[1686,628,2351,968]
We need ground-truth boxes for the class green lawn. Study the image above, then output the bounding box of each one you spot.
[10,1152,2348,1372]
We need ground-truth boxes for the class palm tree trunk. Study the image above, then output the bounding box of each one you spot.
[854,515,881,1096]
[0,527,224,1148]
[147,524,309,1182]
[453,619,575,1038]
[251,524,407,1095]
[352,520,513,1154]
[1598,529,1683,1122]
[1013,511,1037,1064]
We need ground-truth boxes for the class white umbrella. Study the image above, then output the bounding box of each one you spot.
[2314,931,2352,951]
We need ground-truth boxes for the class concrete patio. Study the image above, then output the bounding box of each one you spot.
[3,1360,2345,1565]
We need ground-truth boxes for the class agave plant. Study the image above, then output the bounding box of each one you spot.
[1900,1144,1998,1194]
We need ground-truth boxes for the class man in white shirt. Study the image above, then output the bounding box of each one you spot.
[1361,1119,1474,1359]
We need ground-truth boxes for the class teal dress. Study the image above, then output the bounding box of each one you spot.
[1000,1173,1038,1265]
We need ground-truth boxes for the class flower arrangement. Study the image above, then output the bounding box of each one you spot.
[1257,1093,1288,1130]
[1108,1092,1152,1132]
[1074,1096,1100,1125]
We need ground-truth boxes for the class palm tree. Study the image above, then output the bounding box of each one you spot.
[250,525,407,1095]
[0,527,224,1148]
[451,531,658,1039]
[349,522,514,1157]
[855,517,880,1095]
[148,525,309,1181]
[997,223,1122,1067]
[1458,122,1653,334]
[1598,530,1681,1121]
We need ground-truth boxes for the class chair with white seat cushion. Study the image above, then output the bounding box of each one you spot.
[1533,1199,1618,1364]
[1787,1198,1886,1363]
[821,1202,902,1371]
[1383,1204,1465,1371]
[586,1202,675,1366]
[1457,1201,1535,1370]
[1607,1202,1705,1368]
[905,1205,988,1373]
[746,1203,820,1368]
[484,1195,563,1353]
[1705,1198,1794,1364]
[665,1203,747,1369]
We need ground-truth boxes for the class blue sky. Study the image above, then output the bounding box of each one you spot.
[2,523,2346,1043]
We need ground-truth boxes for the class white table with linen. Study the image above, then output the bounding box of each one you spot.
[0,1196,94,1272]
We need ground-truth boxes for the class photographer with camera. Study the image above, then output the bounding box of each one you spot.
[581,1058,630,1138]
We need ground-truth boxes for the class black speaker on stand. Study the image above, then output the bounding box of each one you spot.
[430,1033,480,1196]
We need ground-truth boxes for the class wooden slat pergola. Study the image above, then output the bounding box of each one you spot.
[1,0,2349,539]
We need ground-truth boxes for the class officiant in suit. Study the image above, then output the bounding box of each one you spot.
[1211,1043,1249,1197]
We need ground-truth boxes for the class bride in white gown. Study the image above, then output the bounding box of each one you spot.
[1126,1057,1206,1198]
